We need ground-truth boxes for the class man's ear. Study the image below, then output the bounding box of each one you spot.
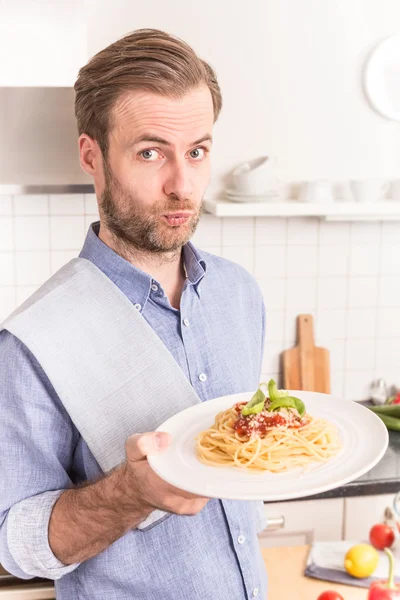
[79,134,100,176]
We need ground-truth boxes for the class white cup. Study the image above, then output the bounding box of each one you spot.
[350,179,389,203]
[232,156,277,195]
[298,180,334,204]
[390,180,400,202]
[334,181,354,203]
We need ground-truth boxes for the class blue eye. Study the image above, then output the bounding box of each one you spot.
[139,149,159,161]
[190,148,206,160]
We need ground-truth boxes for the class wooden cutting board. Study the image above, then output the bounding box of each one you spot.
[282,314,331,393]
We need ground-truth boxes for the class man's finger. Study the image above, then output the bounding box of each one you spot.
[126,431,171,462]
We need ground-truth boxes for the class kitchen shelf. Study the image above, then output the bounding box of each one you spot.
[204,198,400,220]
[0,185,95,195]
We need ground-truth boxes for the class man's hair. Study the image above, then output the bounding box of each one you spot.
[74,28,222,157]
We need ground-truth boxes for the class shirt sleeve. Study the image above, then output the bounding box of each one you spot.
[0,330,81,579]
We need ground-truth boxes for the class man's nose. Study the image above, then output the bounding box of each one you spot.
[163,160,194,202]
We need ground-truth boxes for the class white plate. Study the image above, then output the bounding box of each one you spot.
[148,390,388,501]
[225,188,281,203]
[364,35,400,122]
[226,188,279,197]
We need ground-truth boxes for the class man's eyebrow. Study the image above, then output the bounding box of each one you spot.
[127,134,213,147]
[191,134,213,145]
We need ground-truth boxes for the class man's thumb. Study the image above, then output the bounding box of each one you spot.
[126,431,171,462]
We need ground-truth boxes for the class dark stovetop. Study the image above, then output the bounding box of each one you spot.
[307,429,400,500]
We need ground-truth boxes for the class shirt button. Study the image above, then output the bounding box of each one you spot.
[237,535,245,544]
[252,588,259,597]
[183,318,190,327]
[134,303,141,311]
[198,373,207,382]
[151,284,158,292]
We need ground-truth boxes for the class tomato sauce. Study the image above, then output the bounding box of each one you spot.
[233,401,310,438]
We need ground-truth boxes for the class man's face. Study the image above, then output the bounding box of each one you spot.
[98,85,214,254]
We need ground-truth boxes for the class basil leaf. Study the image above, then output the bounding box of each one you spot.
[241,387,265,416]
[269,396,306,417]
[268,379,289,402]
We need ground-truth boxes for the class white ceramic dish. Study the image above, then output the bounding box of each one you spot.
[364,35,400,122]
[225,189,281,203]
[148,390,388,502]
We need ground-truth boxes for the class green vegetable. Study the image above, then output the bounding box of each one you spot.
[268,379,289,402]
[269,396,306,417]
[241,387,265,416]
[370,412,400,431]
[242,379,307,418]
[267,379,305,416]
[368,404,400,418]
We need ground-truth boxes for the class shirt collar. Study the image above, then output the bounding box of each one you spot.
[182,242,207,286]
[79,222,207,309]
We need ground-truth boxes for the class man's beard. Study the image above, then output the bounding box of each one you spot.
[100,160,203,255]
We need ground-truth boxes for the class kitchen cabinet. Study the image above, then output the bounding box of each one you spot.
[258,498,344,548]
[343,493,395,540]
[258,493,398,549]
[0,1,87,86]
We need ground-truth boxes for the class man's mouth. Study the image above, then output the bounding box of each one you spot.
[163,212,195,226]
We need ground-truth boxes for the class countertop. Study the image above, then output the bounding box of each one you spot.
[0,582,54,599]
[262,545,366,600]
[274,399,400,503]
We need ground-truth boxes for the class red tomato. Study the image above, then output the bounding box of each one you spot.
[369,523,395,550]
[317,592,345,600]
[389,391,400,404]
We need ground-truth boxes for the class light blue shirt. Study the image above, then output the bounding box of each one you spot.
[0,223,268,599]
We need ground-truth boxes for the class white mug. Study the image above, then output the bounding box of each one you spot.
[232,156,277,195]
[334,181,354,203]
[350,179,389,203]
[390,180,400,202]
[298,180,334,204]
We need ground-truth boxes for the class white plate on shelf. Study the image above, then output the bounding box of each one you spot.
[148,390,388,502]
[364,34,400,122]
[225,189,281,203]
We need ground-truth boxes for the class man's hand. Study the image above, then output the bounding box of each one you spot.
[124,432,209,517]
[49,431,209,565]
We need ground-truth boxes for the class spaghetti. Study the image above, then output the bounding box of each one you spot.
[196,385,341,472]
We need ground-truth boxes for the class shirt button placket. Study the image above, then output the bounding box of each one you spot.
[236,534,259,598]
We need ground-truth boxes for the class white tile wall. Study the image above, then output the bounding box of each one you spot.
[1,196,400,400]
[0,193,98,322]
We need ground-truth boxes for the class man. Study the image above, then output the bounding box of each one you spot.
[0,29,267,599]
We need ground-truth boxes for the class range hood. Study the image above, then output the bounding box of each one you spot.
[0,87,94,194]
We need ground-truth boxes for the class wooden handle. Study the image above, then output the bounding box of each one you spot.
[297,315,315,348]
[297,314,315,391]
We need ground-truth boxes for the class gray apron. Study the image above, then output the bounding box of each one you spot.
[1,258,202,529]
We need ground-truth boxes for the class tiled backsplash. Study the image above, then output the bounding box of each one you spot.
[1,193,400,400]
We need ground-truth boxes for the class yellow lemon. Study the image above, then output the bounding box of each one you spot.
[344,543,379,578]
